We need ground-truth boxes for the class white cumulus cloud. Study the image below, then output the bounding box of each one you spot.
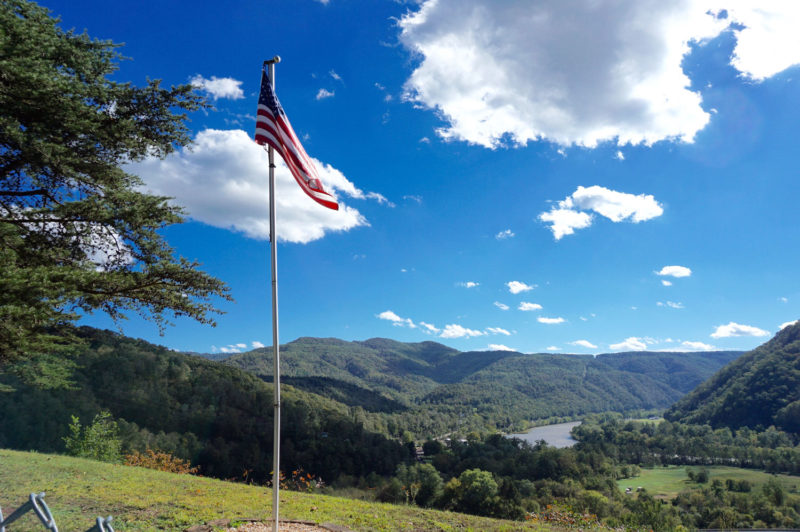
[496,229,515,239]
[540,185,662,240]
[779,320,798,330]
[252,341,266,349]
[720,2,800,81]
[539,208,593,240]
[129,129,383,244]
[519,302,543,311]
[571,340,598,349]
[662,280,673,287]
[399,1,800,148]
[657,265,692,278]
[507,281,535,294]
[538,316,565,324]
[710,322,769,338]
[440,324,486,339]
[190,75,244,100]
[610,337,648,351]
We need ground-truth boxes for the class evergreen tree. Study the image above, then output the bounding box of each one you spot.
[0,0,229,384]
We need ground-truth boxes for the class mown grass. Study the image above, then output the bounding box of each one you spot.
[0,449,555,531]
[617,465,800,499]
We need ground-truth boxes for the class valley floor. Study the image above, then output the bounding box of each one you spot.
[617,465,800,500]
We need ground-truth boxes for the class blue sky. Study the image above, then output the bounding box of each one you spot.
[49,0,800,355]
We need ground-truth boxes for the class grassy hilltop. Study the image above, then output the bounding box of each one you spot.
[0,449,552,531]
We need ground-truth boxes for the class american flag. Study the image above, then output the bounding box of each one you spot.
[255,69,339,211]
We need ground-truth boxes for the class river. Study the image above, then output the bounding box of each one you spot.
[506,421,581,448]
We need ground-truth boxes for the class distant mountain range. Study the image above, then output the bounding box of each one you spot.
[666,320,800,433]
[207,337,743,434]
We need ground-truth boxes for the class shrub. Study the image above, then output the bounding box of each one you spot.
[63,411,122,463]
[124,449,199,474]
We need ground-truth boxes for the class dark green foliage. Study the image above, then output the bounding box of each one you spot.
[0,327,411,484]
[450,468,499,515]
[394,463,443,507]
[666,321,800,432]
[222,337,740,436]
[671,481,800,529]
[280,376,406,413]
[0,0,229,382]
[573,417,800,474]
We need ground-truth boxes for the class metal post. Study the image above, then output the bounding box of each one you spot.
[265,55,282,532]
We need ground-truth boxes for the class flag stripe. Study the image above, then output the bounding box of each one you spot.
[254,70,338,211]
[255,129,339,210]
[258,106,320,183]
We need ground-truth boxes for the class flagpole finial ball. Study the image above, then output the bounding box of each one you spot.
[273,55,281,64]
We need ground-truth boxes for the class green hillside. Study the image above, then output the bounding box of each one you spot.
[221,338,742,433]
[665,320,800,432]
[0,449,547,531]
[0,328,411,485]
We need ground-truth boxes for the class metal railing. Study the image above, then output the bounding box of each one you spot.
[0,492,114,532]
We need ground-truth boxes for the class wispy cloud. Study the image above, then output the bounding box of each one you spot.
[420,321,441,334]
[538,317,565,325]
[458,281,479,288]
[440,324,485,338]
[377,310,416,328]
[316,88,335,100]
[610,337,647,351]
[657,301,684,309]
[494,301,510,311]
[486,327,511,336]
[519,302,542,311]
[495,229,514,240]
[570,340,597,349]
[680,341,715,351]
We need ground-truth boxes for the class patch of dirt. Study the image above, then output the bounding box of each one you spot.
[225,521,350,532]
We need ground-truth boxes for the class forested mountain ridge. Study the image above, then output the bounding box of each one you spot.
[219,337,742,431]
[0,327,411,484]
[666,320,800,432]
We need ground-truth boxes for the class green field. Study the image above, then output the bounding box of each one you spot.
[0,449,552,532]
[617,465,800,499]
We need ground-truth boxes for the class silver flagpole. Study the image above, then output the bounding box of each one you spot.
[265,55,282,532]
